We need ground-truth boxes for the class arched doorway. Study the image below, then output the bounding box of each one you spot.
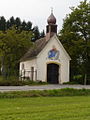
[47,63,59,84]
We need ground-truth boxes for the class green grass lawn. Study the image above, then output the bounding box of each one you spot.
[0,96,90,120]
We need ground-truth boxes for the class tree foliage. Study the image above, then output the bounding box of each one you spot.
[0,16,6,31]
[59,0,90,84]
[32,26,40,41]
[0,16,46,77]
[0,16,44,41]
[0,27,33,77]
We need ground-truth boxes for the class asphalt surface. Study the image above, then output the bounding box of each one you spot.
[0,85,90,92]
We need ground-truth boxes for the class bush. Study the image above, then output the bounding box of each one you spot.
[0,76,22,86]
[73,75,84,84]
[63,81,79,85]
[0,76,47,86]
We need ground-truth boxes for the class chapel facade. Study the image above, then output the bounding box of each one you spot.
[19,11,71,84]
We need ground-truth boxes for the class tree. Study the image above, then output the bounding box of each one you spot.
[10,16,15,25]
[21,21,27,31]
[59,0,90,84]
[40,30,45,38]
[32,26,40,42]
[0,27,33,77]
[6,17,32,31]
[7,16,15,29]
[26,21,32,31]
[15,17,21,29]
[0,16,41,42]
[0,16,6,31]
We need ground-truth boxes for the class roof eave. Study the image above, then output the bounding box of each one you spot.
[20,56,37,62]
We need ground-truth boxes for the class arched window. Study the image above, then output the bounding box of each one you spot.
[21,63,24,70]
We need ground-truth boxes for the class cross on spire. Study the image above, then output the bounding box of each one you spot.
[51,7,53,14]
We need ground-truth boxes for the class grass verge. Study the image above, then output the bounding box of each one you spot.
[0,88,90,98]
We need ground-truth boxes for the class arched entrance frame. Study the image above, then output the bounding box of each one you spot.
[46,61,61,84]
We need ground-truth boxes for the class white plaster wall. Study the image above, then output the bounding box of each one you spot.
[60,59,70,84]
[37,36,70,83]
[20,59,37,81]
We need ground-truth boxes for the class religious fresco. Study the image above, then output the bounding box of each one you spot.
[48,46,59,60]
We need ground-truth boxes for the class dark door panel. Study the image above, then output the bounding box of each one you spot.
[47,63,59,84]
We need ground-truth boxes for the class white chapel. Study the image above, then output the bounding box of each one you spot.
[19,11,71,84]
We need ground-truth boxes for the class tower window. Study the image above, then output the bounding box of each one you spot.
[46,26,49,33]
[51,26,57,33]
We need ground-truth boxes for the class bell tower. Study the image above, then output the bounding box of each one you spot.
[46,9,57,41]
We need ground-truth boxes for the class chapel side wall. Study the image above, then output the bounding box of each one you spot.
[57,45,70,84]
[36,52,47,82]
[20,59,37,81]
[60,59,70,84]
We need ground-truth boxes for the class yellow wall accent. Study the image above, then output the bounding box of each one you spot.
[46,61,61,66]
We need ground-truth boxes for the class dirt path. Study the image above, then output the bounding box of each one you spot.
[0,84,90,92]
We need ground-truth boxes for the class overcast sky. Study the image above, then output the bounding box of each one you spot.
[0,0,88,32]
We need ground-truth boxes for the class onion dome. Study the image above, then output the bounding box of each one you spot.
[47,12,56,25]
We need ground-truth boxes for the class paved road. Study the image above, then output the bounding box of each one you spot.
[0,85,90,92]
